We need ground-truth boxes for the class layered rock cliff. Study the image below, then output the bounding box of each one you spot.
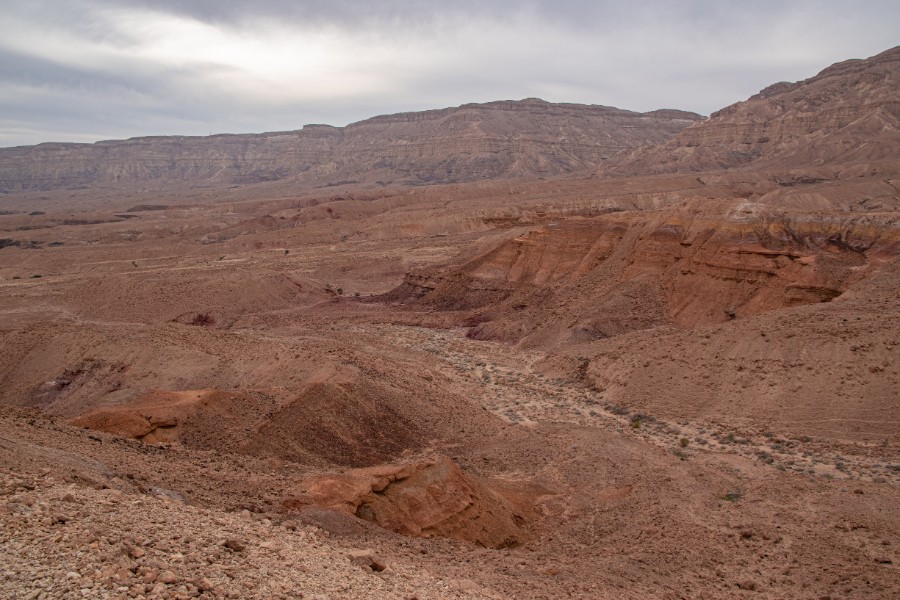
[0,99,700,192]
[611,46,900,175]
[381,201,900,346]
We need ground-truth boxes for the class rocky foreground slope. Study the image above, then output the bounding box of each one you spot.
[0,100,699,193]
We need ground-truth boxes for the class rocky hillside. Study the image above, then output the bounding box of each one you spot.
[611,46,900,175]
[380,197,900,342]
[0,99,700,192]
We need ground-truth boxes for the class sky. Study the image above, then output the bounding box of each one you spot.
[1,0,898,147]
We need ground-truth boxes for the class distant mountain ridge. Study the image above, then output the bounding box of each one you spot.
[0,98,700,192]
[4,46,897,194]
[610,46,900,175]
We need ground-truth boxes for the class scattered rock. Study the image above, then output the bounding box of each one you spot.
[158,570,178,584]
[347,548,387,572]
[195,576,214,591]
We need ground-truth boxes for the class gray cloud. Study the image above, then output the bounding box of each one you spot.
[2,0,899,147]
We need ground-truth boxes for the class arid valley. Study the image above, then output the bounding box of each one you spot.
[0,45,898,599]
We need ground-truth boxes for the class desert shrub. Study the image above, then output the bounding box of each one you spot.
[679,437,690,448]
[190,312,215,327]
[756,451,775,464]
[723,490,742,502]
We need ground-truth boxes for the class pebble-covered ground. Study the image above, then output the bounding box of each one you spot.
[0,467,494,600]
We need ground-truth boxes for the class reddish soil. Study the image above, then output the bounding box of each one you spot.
[0,47,898,599]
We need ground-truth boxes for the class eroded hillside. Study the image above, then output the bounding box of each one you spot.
[0,48,898,599]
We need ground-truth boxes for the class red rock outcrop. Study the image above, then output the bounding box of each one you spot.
[382,202,900,345]
[59,354,506,468]
[284,457,535,548]
[70,389,275,446]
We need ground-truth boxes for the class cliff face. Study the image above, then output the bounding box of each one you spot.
[0,127,344,192]
[385,201,900,345]
[611,46,900,175]
[0,99,700,192]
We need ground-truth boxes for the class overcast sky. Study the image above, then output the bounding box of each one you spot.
[1,0,898,147]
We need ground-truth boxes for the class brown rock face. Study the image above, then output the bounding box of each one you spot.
[611,46,900,175]
[0,99,700,192]
[69,389,269,446]
[63,365,505,468]
[244,377,427,467]
[285,457,534,548]
[385,202,900,344]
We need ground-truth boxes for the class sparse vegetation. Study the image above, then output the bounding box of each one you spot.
[190,312,215,327]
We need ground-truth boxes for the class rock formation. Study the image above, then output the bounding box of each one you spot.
[0,99,700,192]
[381,201,900,344]
[284,457,534,548]
[611,46,900,175]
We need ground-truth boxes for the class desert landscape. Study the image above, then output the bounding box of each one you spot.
[0,43,898,599]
